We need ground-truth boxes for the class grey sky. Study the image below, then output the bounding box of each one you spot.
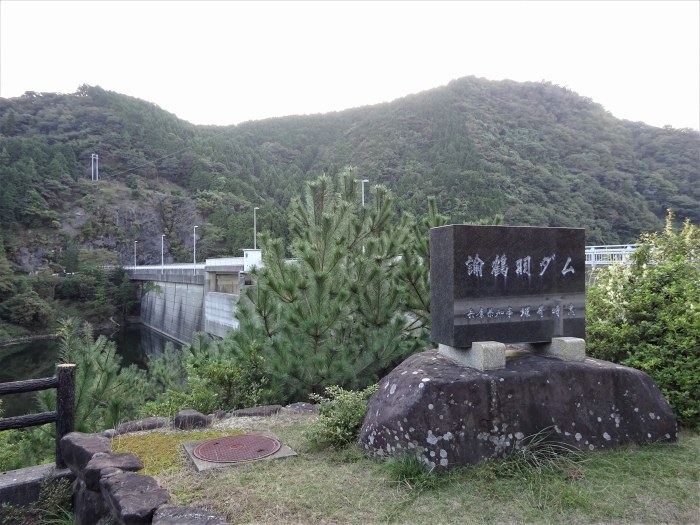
[1,0,698,130]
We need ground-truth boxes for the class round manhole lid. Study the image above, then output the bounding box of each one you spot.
[193,434,281,463]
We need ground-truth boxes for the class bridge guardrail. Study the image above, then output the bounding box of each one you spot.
[585,244,639,266]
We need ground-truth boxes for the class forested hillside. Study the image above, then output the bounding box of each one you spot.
[0,77,698,273]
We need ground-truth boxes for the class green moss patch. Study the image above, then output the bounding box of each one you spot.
[112,429,243,475]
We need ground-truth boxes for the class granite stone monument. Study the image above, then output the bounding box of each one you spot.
[430,225,585,348]
[358,224,677,469]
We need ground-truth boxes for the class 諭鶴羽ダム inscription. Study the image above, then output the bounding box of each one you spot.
[430,225,585,347]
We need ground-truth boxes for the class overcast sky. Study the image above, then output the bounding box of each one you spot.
[1,1,698,130]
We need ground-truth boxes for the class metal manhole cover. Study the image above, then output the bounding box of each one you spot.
[193,434,281,463]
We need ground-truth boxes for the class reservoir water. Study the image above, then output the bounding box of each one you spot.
[0,325,181,417]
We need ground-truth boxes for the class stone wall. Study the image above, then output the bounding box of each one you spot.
[60,431,226,525]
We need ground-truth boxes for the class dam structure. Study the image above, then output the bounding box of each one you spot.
[125,244,635,344]
[125,250,261,344]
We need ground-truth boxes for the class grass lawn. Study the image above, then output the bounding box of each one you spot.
[117,413,700,524]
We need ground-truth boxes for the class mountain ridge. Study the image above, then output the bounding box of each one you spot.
[0,76,698,272]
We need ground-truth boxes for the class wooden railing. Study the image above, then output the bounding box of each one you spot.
[0,364,76,468]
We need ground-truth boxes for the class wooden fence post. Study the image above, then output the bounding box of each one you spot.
[55,364,76,469]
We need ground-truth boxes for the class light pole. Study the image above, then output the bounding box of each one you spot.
[91,154,99,181]
[193,225,198,274]
[360,179,370,255]
[133,240,138,268]
[161,234,165,274]
[253,207,260,250]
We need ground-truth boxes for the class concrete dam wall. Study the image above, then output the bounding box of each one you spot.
[140,281,205,344]
[130,252,262,343]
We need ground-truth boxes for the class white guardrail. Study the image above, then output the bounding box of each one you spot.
[584,244,640,266]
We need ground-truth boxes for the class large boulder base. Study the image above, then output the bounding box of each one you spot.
[360,349,677,470]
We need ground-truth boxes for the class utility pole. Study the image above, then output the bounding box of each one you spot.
[161,234,165,274]
[361,179,369,255]
[133,240,138,268]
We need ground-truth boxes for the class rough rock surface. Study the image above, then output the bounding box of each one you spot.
[174,409,212,429]
[115,417,170,435]
[153,505,227,524]
[100,470,170,524]
[83,453,144,491]
[230,405,282,417]
[284,402,319,414]
[73,479,107,525]
[60,432,111,474]
[360,349,677,469]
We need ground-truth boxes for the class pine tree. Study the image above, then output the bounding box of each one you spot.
[35,319,146,432]
[236,168,428,403]
[394,196,448,333]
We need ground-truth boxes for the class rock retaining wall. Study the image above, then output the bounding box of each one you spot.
[60,428,227,525]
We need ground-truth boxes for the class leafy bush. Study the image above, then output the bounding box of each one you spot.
[0,291,53,327]
[0,401,30,472]
[305,384,378,448]
[143,334,270,416]
[586,213,700,429]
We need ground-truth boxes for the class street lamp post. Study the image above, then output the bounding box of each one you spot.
[161,234,165,274]
[360,179,370,255]
[91,154,99,181]
[133,240,138,268]
[193,225,198,274]
[254,207,260,250]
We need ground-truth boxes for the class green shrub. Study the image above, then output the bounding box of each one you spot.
[0,401,29,472]
[143,335,270,416]
[0,291,53,327]
[234,171,428,405]
[586,213,700,429]
[305,384,378,448]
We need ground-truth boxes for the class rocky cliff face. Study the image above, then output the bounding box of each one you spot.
[9,180,201,272]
